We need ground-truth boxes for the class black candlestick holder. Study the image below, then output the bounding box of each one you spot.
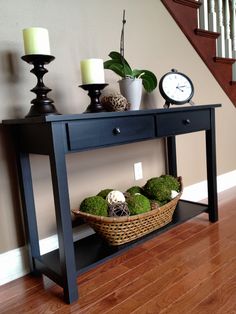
[79,83,108,113]
[21,54,60,118]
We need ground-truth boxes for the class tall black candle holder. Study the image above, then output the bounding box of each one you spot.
[21,54,60,118]
[79,83,108,113]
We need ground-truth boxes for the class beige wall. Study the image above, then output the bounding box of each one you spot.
[0,0,236,253]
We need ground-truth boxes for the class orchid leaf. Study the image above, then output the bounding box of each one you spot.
[132,69,157,92]
[104,55,132,78]
[109,51,132,70]
[103,60,126,77]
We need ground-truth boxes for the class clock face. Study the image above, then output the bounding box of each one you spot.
[159,71,194,105]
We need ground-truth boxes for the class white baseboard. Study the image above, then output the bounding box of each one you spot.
[0,246,30,286]
[1,169,236,286]
[0,224,94,286]
[181,170,236,202]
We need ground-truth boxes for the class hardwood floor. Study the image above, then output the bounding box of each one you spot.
[1,187,236,313]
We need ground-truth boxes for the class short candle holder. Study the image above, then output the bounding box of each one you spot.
[21,54,60,118]
[79,83,108,113]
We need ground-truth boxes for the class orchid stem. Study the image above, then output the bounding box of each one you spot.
[120,9,126,76]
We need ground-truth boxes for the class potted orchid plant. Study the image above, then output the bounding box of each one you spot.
[104,10,157,110]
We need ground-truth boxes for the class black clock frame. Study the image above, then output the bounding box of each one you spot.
[159,70,194,106]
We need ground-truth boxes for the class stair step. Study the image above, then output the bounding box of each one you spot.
[161,0,236,107]
[195,28,220,39]
[214,57,236,65]
[173,0,201,9]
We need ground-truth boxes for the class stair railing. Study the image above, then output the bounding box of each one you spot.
[198,0,236,79]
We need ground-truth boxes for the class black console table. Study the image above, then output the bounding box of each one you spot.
[2,104,220,303]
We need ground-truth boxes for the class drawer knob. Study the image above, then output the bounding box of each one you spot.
[113,127,121,135]
[183,119,191,125]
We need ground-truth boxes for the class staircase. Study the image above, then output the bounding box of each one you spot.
[161,0,236,107]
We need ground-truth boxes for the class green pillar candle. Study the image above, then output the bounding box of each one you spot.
[80,58,105,84]
[23,27,50,55]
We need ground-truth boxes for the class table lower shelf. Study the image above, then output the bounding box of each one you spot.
[35,200,208,284]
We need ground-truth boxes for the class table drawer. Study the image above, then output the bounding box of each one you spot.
[67,116,155,151]
[156,110,210,137]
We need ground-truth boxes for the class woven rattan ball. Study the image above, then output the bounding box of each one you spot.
[101,93,130,112]
[106,190,126,205]
[108,201,130,217]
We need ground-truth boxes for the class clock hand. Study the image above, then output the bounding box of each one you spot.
[176,86,184,92]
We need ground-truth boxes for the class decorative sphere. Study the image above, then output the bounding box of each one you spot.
[106,190,126,204]
[171,190,179,199]
[108,202,130,217]
[101,93,130,112]
[80,196,108,216]
[126,194,151,215]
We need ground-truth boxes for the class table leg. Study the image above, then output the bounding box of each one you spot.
[50,124,78,303]
[166,136,177,177]
[16,151,40,273]
[205,109,218,222]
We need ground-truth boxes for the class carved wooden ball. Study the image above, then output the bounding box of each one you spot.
[101,93,130,112]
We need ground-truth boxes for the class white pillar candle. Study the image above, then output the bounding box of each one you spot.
[23,27,50,55]
[80,59,105,84]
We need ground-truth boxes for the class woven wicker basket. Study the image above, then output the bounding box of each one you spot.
[72,177,182,246]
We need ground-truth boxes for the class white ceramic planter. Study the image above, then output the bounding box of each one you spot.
[119,78,142,110]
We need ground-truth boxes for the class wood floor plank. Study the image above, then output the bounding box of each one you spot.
[0,275,43,304]
[217,299,236,314]
[140,218,208,250]
[158,254,236,313]
[0,283,64,314]
[56,258,159,313]
[78,264,129,297]
[131,252,236,313]
[191,273,236,314]
[103,246,227,312]
[78,245,145,285]
[155,210,236,262]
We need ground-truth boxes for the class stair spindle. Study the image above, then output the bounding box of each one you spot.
[231,0,236,80]
[199,0,209,30]
[209,0,217,32]
[216,0,226,57]
[225,0,232,58]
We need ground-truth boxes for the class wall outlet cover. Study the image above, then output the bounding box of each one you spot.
[134,162,143,180]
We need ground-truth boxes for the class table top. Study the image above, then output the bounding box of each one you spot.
[2,104,221,125]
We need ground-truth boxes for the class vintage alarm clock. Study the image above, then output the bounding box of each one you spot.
[159,69,194,108]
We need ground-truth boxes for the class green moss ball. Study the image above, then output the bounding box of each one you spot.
[160,175,180,192]
[97,189,113,199]
[80,196,108,216]
[127,194,151,215]
[126,186,143,195]
[144,177,172,203]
